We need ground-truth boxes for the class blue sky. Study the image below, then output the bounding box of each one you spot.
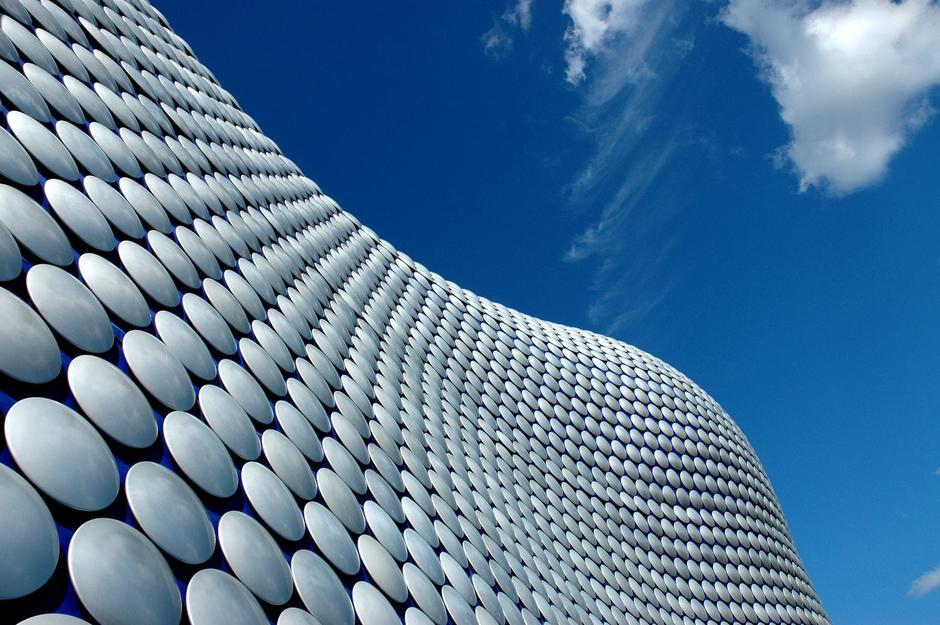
[160,1,940,623]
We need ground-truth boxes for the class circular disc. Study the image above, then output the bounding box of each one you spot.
[78,253,150,327]
[154,310,216,381]
[262,429,317,500]
[0,125,38,185]
[290,550,355,625]
[4,397,118,511]
[303,501,360,575]
[186,569,268,625]
[17,616,92,625]
[163,410,238,498]
[0,286,60,383]
[122,329,195,411]
[277,608,321,625]
[27,264,113,353]
[198,385,260,461]
[44,178,114,251]
[68,518,181,625]
[0,183,71,266]
[358,534,407,603]
[241,461,305,542]
[0,464,59,599]
[352,581,400,625]
[218,511,293,606]
[125,461,216,564]
[68,355,157,448]
[218,358,273,424]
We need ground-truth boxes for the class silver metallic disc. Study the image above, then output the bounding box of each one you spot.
[241,461,305,542]
[186,569,268,625]
[7,110,79,180]
[218,358,273,424]
[198,384,261,461]
[0,218,20,281]
[0,125,38,185]
[118,240,180,308]
[0,463,59,600]
[262,429,317,500]
[163,410,239,498]
[83,176,145,239]
[154,310,217,381]
[303,501,360,576]
[403,563,447,625]
[4,397,118,511]
[352,581,400,625]
[56,120,116,181]
[182,292,236,355]
[77,253,151,327]
[358,534,407,603]
[125,461,216,564]
[68,355,157,448]
[0,286,60,383]
[0,56,50,120]
[317,467,365,533]
[44,179,114,251]
[274,399,324,463]
[277,608,321,625]
[0,183,71,266]
[122,329,195,411]
[68,518,182,625]
[218,511,293,606]
[17,616,92,625]
[27,264,113,353]
[364,500,407,562]
[290,549,355,625]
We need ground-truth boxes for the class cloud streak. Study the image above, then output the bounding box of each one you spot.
[723,0,940,195]
[909,564,940,597]
[483,0,535,59]
[562,0,652,84]
[560,0,692,333]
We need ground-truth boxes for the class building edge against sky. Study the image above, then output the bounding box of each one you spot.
[0,0,830,624]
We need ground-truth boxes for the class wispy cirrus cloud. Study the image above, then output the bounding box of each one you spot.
[482,0,535,59]
[560,0,695,333]
[723,0,940,195]
[909,564,940,597]
[562,0,653,85]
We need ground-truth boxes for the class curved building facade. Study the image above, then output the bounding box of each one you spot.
[0,1,829,624]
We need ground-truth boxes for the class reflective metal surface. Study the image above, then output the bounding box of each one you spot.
[122,329,195,411]
[198,384,261,461]
[0,464,58,599]
[303,501,360,576]
[125,461,216,564]
[68,355,157,448]
[0,286,60,383]
[68,518,181,625]
[27,264,113,352]
[0,184,71,266]
[241,461,305,541]
[78,253,151,327]
[163,410,239,498]
[186,569,268,625]
[218,511,293,606]
[5,398,118,511]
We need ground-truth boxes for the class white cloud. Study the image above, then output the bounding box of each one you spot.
[561,0,691,332]
[909,564,940,596]
[723,0,940,195]
[563,0,651,84]
[483,0,535,59]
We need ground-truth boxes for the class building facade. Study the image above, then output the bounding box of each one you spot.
[0,1,830,624]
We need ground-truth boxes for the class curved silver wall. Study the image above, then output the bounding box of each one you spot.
[0,1,830,624]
